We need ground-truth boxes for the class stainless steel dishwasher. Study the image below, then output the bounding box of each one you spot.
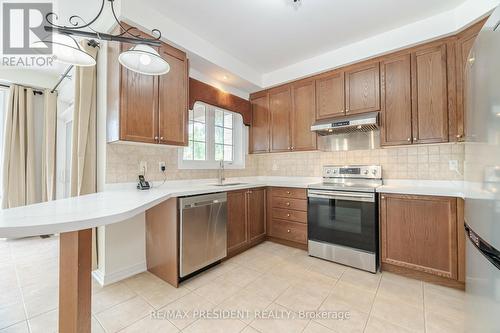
[179,192,227,278]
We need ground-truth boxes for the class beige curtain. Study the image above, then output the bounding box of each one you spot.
[41,90,57,202]
[2,85,36,209]
[71,40,99,268]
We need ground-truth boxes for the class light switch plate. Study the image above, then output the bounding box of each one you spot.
[159,162,166,172]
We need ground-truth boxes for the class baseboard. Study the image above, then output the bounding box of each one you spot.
[266,236,308,251]
[92,261,147,287]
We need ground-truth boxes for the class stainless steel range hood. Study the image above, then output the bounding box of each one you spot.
[311,112,379,135]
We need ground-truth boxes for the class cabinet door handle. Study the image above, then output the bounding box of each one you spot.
[160,137,164,141]
[285,202,290,206]
[286,191,291,194]
[154,136,159,141]
[407,138,411,142]
[287,213,291,217]
[287,229,291,233]
[413,137,417,141]
[381,196,385,199]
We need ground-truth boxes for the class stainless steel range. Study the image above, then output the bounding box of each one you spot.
[307,165,382,273]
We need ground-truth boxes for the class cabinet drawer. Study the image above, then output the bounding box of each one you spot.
[272,208,307,224]
[270,219,307,244]
[271,187,307,199]
[272,197,307,211]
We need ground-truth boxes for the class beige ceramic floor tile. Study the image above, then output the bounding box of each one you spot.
[23,285,58,319]
[159,292,216,330]
[317,294,369,333]
[329,281,376,313]
[120,315,179,333]
[371,294,424,332]
[424,286,465,320]
[339,268,381,293]
[215,266,263,288]
[180,262,238,291]
[193,279,242,305]
[28,309,58,333]
[216,289,273,324]
[92,316,106,333]
[275,279,331,312]
[302,321,335,332]
[92,282,137,314]
[244,254,286,273]
[95,296,153,332]
[0,301,26,330]
[377,278,423,309]
[244,272,292,301]
[183,318,247,333]
[425,310,465,333]
[365,315,417,333]
[240,326,260,333]
[0,321,29,333]
[249,303,309,333]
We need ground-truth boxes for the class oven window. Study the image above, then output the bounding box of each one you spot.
[308,196,377,252]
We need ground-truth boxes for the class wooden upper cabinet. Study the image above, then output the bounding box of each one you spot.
[345,62,381,115]
[158,44,188,146]
[269,86,292,152]
[380,194,458,279]
[411,43,449,144]
[107,23,188,146]
[291,80,317,151]
[249,92,270,153]
[315,71,345,119]
[119,42,159,144]
[227,190,248,255]
[247,188,266,241]
[380,54,413,146]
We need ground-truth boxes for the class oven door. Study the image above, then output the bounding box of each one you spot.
[307,189,377,253]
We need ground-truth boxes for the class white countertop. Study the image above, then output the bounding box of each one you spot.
[0,176,320,238]
[1,176,489,238]
[377,179,466,197]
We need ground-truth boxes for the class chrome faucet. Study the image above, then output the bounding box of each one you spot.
[217,160,225,185]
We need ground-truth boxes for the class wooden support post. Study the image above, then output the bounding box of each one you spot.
[59,229,92,333]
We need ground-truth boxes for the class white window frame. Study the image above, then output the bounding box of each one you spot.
[178,102,247,170]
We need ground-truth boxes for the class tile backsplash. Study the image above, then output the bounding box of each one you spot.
[106,142,464,183]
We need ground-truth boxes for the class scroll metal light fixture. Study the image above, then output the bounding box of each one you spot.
[41,0,169,75]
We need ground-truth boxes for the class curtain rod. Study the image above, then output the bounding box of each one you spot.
[51,65,73,93]
[0,83,43,95]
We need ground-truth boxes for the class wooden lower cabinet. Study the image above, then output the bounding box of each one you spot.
[227,188,266,257]
[267,187,308,247]
[380,193,463,284]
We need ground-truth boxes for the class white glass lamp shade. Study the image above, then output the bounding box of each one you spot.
[118,44,170,75]
[33,34,96,66]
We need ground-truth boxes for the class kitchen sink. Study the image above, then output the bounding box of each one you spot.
[211,182,247,187]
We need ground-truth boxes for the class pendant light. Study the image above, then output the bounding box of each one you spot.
[33,34,96,67]
[41,0,169,75]
[118,44,170,76]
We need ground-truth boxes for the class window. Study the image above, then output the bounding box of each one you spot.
[179,102,246,169]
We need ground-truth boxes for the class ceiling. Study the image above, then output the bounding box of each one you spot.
[146,0,467,73]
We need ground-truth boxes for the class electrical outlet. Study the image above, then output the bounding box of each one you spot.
[139,161,147,174]
[449,160,459,171]
[159,162,166,172]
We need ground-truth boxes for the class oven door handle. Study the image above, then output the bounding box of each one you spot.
[308,190,375,203]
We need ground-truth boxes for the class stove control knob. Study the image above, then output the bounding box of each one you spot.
[372,169,377,175]
[332,169,337,174]
[363,170,369,175]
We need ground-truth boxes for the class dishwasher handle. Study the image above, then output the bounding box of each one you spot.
[183,199,225,209]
